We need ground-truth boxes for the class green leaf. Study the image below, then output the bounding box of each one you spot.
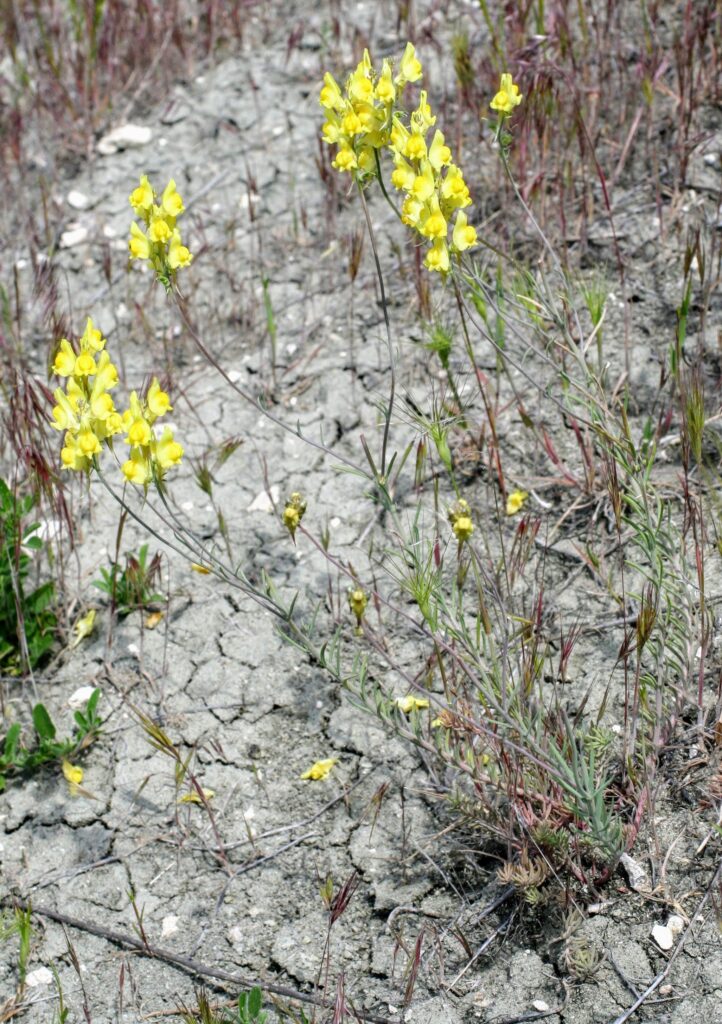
[4,722,21,761]
[32,703,56,741]
[248,987,262,1018]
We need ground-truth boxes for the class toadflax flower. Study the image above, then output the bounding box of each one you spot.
[282,492,307,540]
[301,758,338,781]
[506,489,529,516]
[490,73,523,115]
[396,695,430,713]
[448,498,474,543]
[50,318,183,488]
[128,175,192,286]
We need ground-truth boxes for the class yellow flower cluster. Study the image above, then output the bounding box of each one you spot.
[320,42,422,175]
[120,382,183,486]
[388,102,477,273]
[320,43,480,273]
[128,175,192,283]
[50,318,183,487]
[51,319,123,472]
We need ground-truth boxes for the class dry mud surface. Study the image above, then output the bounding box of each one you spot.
[2,3,722,1023]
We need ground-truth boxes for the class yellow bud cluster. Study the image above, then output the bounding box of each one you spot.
[128,175,192,285]
[50,319,183,488]
[321,43,482,273]
[320,43,422,177]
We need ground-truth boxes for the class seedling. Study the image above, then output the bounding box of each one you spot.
[93,543,163,617]
[0,689,101,791]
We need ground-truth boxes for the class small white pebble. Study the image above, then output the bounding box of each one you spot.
[667,915,684,935]
[532,1001,550,1012]
[127,643,140,656]
[247,486,278,513]
[161,915,179,938]
[67,189,90,210]
[60,226,89,249]
[26,967,53,988]
[182,501,194,511]
[68,686,98,710]
[652,923,674,951]
[227,369,242,383]
[330,517,341,528]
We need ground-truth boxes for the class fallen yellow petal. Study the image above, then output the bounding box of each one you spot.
[144,610,164,629]
[300,758,338,781]
[70,609,96,648]
[506,490,529,516]
[62,761,83,786]
[396,695,430,714]
[178,787,216,804]
[191,563,211,574]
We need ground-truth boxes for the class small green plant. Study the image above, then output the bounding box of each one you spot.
[0,689,101,791]
[0,904,33,991]
[179,987,267,1024]
[0,478,57,673]
[93,543,163,616]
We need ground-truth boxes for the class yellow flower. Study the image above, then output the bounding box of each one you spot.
[129,221,150,260]
[348,51,374,103]
[90,392,115,421]
[62,760,83,786]
[60,437,89,471]
[74,350,96,377]
[429,130,452,171]
[401,197,423,227]
[122,452,152,486]
[332,145,357,172]
[127,417,152,447]
[452,211,477,252]
[168,229,192,270]
[148,214,172,244]
[441,165,471,207]
[490,72,523,114]
[348,587,368,626]
[52,339,77,377]
[396,42,422,85]
[191,563,211,574]
[77,429,101,456]
[391,156,415,191]
[506,489,529,515]
[283,492,307,540]
[129,174,154,213]
[396,695,430,713]
[412,91,436,132]
[301,758,338,781]
[178,788,215,805]
[70,608,96,647]
[410,165,435,203]
[80,318,105,352]
[453,515,474,543]
[342,110,364,136]
[319,72,344,110]
[161,179,184,218]
[421,204,447,240]
[154,427,184,469]
[147,379,171,418]
[405,132,427,161]
[92,351,119,393]
[424,238,450,273]
[375,59,395,104]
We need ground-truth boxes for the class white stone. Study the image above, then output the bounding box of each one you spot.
[97,124,152,155]
[667,915,685,935]
[25,966,53,987]
[59,226,88,249]
[67,190,90,210]
[228,925,244,946]
[68,686,97,710]
[161,914,179,938]
[247,485,279,513]
[532,1001,549,1012]
[227,369,242,383]
[652,923,674,951]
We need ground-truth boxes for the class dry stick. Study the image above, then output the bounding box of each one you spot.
[1,898,392,1024]
[606,855,722,1024]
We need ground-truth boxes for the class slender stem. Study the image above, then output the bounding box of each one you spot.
[357,181,396,481]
